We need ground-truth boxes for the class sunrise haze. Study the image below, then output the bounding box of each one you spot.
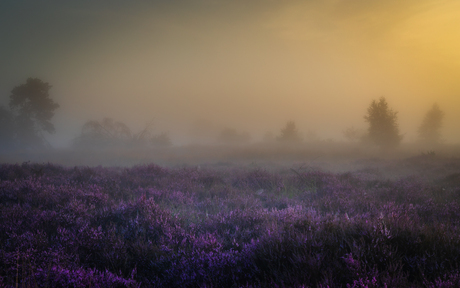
[1,0,459,146]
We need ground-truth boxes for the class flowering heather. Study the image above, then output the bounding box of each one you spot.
[1,160,460,287]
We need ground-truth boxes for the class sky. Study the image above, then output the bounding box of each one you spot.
[1,0,459,146]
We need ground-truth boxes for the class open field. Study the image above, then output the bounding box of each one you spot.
[1,150,460,287]
[3,0,460,286]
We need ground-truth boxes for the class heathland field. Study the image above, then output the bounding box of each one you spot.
[1,155,460,287]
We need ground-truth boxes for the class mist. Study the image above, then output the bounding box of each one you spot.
[5,3,460,286]
[1,0,460,151]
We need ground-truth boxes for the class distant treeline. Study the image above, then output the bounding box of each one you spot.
[0,78,445,151]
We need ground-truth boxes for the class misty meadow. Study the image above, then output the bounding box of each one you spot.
[2,0,460,287]
[0,82,460,287]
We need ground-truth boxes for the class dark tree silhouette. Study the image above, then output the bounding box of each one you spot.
[150,132,172,147]
[0,106,16,149]
[9,78,59,147]
[277,121,302,142]
[364,97,402,148]
[74,118,172,148]
[74,118,133,147]
[418,103,444,146]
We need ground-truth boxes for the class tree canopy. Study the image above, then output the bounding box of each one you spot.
[364,97,402,149]
[74,118,172,148]
[418,103,444,146]
[0,106,16,149]
[8,78,59,148]
[74,118,132,147]
[277,121,302,143]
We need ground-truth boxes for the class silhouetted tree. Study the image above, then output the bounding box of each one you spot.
[0,106,16,149]
[418,103,444,146]
[74,118,132,147]
[364,97,402,148]
[74,118,172,148]
[277,121,302,142]
[150,132,172,147]
[9,78,59,148]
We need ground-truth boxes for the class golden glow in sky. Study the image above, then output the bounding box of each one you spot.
[1,0,459,144]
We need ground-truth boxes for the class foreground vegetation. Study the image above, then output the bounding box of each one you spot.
[1,158,460,287]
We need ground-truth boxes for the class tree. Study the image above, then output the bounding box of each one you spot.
[74,117,172,148]
[150,132,172,147]
[277,121,302,142]
[9,78,59,147]
[364,97,402,148]
[0,106,16,149]
[74,118,133,148]
[418,103,444,146]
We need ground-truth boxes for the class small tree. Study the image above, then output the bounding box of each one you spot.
[364,97,402,148]
[9,78,59,147]
[418,103,444,146]
[277,121,302,142]
[150,132,172,147]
